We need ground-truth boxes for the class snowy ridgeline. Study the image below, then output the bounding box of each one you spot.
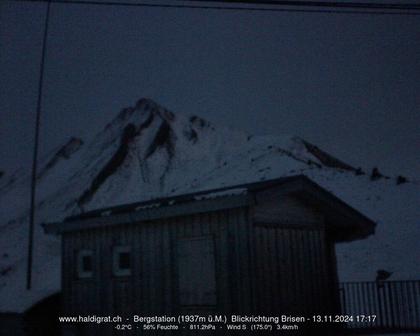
[0,98,419,312]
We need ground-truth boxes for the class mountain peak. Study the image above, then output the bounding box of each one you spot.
[135,97,159,110]
[106,98,178,132]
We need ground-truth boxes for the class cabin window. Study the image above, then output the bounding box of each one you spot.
[77,250,93,279]
[113,246,131,277]
[177,236,217,306]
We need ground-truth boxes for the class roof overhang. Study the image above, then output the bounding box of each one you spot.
[254,176,376,242]
[44,175,376,241]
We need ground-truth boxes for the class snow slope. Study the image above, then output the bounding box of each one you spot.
[0,98,418,312]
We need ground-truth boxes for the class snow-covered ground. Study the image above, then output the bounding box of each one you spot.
[1,98,419,313]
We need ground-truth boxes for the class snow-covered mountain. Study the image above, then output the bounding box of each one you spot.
[0,98,418,312]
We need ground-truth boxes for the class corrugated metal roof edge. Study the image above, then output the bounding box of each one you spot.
[43,193,251,234]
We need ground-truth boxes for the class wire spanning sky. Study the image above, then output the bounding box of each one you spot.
[1,0,419,178]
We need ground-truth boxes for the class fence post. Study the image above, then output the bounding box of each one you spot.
[376,280,384,330]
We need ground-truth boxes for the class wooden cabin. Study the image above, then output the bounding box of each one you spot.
[44,175,375,335]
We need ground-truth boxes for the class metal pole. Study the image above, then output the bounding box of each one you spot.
[27,0,51,290]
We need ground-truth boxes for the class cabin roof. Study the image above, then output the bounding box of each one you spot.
[43,175,376,241]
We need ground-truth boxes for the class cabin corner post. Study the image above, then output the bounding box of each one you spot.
[322,224,345,335]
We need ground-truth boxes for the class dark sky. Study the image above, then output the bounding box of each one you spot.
[1,0,419,178]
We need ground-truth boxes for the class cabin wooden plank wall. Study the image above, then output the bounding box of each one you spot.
[251,189,335,316]
[61,190,341,336]
[252,226,331,313]
[62,206,252,336]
